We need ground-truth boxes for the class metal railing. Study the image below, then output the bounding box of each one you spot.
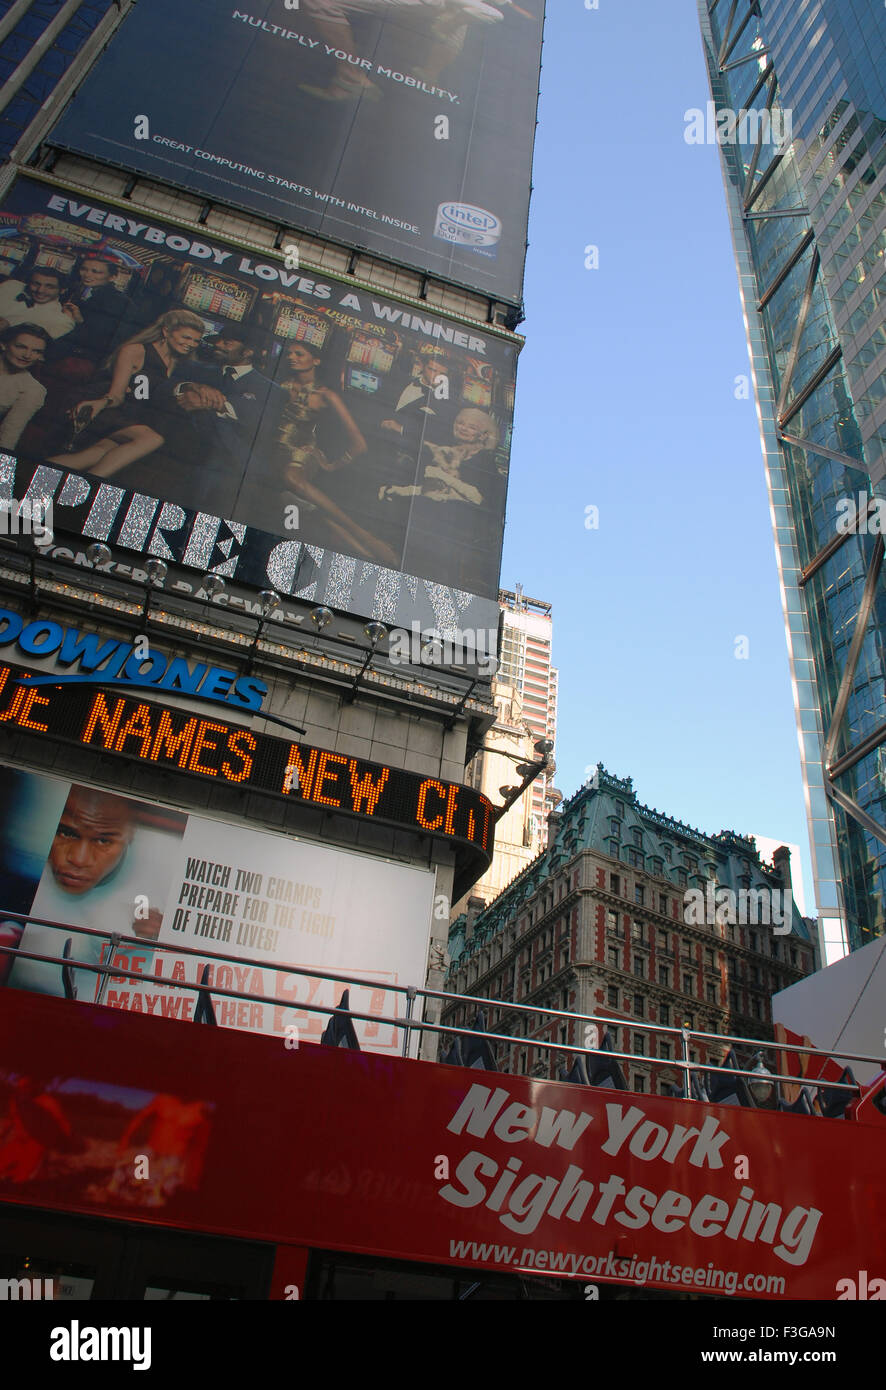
[0,910,880,1106]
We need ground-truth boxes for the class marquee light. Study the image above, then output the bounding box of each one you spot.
[0,661,494,878]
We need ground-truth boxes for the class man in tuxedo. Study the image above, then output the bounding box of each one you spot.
[39,259,126,419]
[168,326,287,522]
[0,268,75,341]
[380,351,451,450]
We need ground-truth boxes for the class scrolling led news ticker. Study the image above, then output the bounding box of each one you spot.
[0,662,493,865]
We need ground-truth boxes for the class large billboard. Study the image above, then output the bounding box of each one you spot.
[0,763,436,1055]
[0,174,518,626]
[48,0,545,304]
[0,652,495,891]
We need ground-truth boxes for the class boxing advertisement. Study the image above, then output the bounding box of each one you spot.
[0,764,435,1056]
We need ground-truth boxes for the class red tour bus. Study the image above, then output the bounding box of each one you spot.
[0,926,884,1302]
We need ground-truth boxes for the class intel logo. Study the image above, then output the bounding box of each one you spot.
[435,202,502,249]
[440,203,499,231]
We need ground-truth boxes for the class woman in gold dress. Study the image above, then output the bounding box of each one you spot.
[279,341,398,567]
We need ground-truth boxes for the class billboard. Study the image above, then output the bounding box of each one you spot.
[0,174,519,622]
[0,655,495,890]
[48,0,545,304]
[0,763,436,1055]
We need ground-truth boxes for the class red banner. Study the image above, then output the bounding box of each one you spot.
[0,990,883,1299]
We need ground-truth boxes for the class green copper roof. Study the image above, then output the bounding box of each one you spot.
[449,764,812,964]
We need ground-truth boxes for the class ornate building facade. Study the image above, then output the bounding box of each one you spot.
[446,765,818,1093]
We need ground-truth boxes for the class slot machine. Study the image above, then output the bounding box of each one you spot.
[459,356,512,449]
[271,299,329,350]
[33,247,77,277]
[179,267,256,329]
[340,327,402,399]
[265,296,402,399]
[262,300,334,384]
[12,213,105,284]
[461,356,494,410]
[0,237,30,281]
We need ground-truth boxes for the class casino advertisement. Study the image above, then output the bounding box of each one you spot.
[0,764,436,1056]
[0,174,518,610]
[47,0,544,304]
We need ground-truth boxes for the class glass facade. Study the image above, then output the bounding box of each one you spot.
[0,0,120,163]
[698,0,886,952]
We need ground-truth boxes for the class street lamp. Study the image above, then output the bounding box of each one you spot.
[310,605,332,632]
[494,738,554,823]
[748,1051,775,1105]
[144,559,167,587]
[139,558,167,627]
[247,590,282,671]
[345,620,387,701]
[86,543,112,568]
[201,574,226,601]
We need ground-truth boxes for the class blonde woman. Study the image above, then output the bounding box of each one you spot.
[394,405,504,594]
[378,406,498,503]
[48,309,207,478]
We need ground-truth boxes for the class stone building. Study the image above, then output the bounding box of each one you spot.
[445,764,819,1093]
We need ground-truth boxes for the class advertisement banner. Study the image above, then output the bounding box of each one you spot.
[0,989,884,1298]
[48,0,544,304]
[0,764,436,1055]
[0,174,519,610]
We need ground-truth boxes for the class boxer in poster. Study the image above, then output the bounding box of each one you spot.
[3,784,186,1000]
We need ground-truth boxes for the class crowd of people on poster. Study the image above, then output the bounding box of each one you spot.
[0,181,517,597]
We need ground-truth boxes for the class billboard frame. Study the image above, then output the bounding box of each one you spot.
[0,169,524,636]
[44,0,546,307]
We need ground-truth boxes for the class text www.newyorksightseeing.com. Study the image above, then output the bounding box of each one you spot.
[448,1239,786,1295]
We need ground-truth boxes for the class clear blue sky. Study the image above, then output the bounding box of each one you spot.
[501,0,815,911]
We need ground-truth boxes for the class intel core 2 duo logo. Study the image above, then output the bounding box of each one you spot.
[435,202,502,254]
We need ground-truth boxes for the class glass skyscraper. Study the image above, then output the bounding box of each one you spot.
[698,0,886,957]
[0,1,129,166]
